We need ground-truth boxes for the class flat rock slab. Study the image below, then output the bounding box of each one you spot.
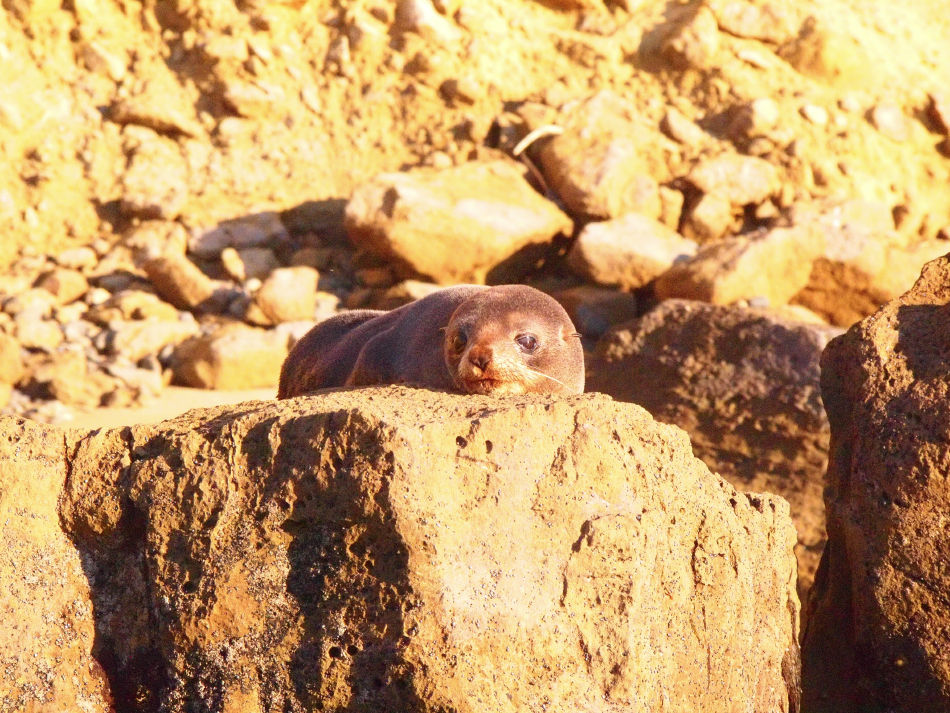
[803,254,950,712]
[3,388,800,712]
[344,161,572,285]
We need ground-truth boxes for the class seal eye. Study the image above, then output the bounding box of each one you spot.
[515,333,538,353]
[450,331,467,353]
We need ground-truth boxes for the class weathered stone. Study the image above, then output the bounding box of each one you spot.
[119,129,189,220]
[661,108,708,147]
[708,0,796,43]
[790,200,948,325]
[55,246,99,272]
[220,246,280,282]
[394,0,462,42]
[589,299,840,596]
[143,253,228,313]
[3,288,56,318]
[537,91,668,221]
[0,333,24,385]
[171,324,288,389]
[656,225,825,306]
[682,193,736,242]
[778,17,872,86]
[660,5,720,70]
[190,212,291,259]
[110,77,203,137]
[15,317,63,351]
[552,285,639,339]
[567,213,698,290]
[122,220,189,263]
[245,266,320,325]
[727,97,781,138]
[802,254,950,712]
[86,290,182,325]
[687,154,780,206]
[105,319,200,363]
[35,267,89,305]
[0,420,112,709]
[4,387,801,710]
[369,280,444,310]
[345,161,572,285]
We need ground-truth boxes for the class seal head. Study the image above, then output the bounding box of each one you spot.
[442,284,584,395]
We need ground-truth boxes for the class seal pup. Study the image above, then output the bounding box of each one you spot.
[277,284,584,398]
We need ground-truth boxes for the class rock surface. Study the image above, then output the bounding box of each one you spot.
[171,324,288,390]
[802,254,950,712]
[588,299,840,596]
[3,388,801,711]
[344,161,572,285]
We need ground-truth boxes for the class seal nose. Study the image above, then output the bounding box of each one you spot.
[467,345,492,372]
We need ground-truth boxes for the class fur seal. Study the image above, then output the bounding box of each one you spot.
[277,284,584,398]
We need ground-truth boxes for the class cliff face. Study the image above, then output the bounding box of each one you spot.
[2,387,800,711]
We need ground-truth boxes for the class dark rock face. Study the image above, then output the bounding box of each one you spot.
[802,255,950,712]
[588,299,840,597]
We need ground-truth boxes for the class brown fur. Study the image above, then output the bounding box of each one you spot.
[277,284,584,398]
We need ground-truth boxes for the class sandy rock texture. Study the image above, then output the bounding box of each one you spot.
[802,254,950,712]
[1,387,802,711]
[588,299,840,597]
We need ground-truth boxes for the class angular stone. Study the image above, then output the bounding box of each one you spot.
[110,77,202,137]
[537,91,668,221]
[189,212,291,259]
[660,5,720,70]
[15,317,63,351]
[220,246,280,282]
[245,267,320,326]
[589,299,841,596]
[55,246,99,272]
[35,267,89,305]
[86,290,182,325]
[868,103,909,142]
[345,161,572,285]
[143,253,228,313]
[708,0,796,43]
[682,193,735,242]
[655,225,824,306]
[687,154,780,206]
[0,333,24,385]
[567,213,698,289]
[778,17,872,86]
[119,129,189,220]
[803,255,950,712]
[171,324,288,389]
[45,388,799,710]
[661,108,708,147]
[105,319,200,363]
[121,220,189,263]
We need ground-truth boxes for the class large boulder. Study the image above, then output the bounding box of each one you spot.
[344,161,572,285]
[588,299,840,597]
[802,255,950,712]
[5,388,801,711]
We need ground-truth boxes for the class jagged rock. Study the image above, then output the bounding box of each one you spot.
[536,91,669,221]
[682,192,736,242]
[552,285,639,339]
[119,127,189,220]
[778,17,871,86]
[708,0,796,43]
[589,299,841,596]
[0,388,803,709]
[803,254,950,712]
[567,213,698,290]
[122,220,189,263]
[143,253,229,313]
[687,154,780,207]
[791,200,949,325]
[110,77,203,137]
[170,324,288,389]
[245,266,320,326]
[655,225,824,306]
[344,161,572,284]
[35,267,89,305]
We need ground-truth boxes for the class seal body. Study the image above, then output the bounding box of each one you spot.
[278,284,584,398]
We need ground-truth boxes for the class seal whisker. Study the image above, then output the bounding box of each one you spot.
[524,366,568,388]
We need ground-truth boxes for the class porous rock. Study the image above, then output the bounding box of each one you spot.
[0,387,802,710]
[588,299,840,596]
[567,212,698,290]
[802,254,950,712]
[655,224,824,307]
[344,161,572,284]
